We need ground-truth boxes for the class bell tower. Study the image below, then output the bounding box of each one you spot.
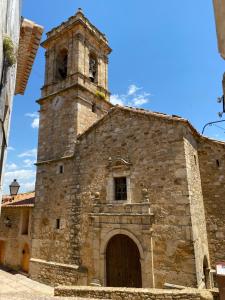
[37,8,112,162]
[30,9,112,285]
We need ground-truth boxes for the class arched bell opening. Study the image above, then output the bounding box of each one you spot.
[89,53,98,83]
[55,48,68,81]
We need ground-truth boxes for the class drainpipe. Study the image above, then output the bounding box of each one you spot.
[150,229,155,288]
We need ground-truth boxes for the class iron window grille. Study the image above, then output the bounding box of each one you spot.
[114,177,127,201]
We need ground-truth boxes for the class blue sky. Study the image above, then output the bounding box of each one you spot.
[4,0,225,194]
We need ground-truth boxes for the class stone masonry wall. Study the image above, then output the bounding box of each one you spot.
[198,139,225,267]
[0,207,31,270]
[37,88,111,162]
[31,159,80,265]
[29,259,87,287]
[54,286,213,300]
[37,90,79,161]
[75,108,198,288]
[184,132,210,287]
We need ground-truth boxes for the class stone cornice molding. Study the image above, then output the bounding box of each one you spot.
[42,13,111,54]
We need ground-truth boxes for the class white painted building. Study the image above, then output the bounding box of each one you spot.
[0,0,43,211]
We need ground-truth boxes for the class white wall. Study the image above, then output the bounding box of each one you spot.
[0,0,21,211]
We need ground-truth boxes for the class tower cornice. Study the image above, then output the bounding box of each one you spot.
[41,11,111,54]
[37,81,113,106]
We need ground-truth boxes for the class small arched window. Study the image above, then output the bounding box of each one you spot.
[55,48,68,81]
[89,53,98,83]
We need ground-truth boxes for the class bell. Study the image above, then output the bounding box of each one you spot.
[89,71,95,82]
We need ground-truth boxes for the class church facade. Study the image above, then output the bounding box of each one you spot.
[29,9,225,289]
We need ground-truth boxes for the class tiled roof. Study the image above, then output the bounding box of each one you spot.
[36,105,225,167]
[15,18,43,95]
[77,105,225,146]
[2,192,35,208]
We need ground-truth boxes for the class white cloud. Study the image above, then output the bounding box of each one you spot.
[26,112,39,129]
[23,159,35,168]
[110,84,151,108]
[25,113,38,118]
[23,181,35,192]
[132,92,151,106]
[6,163,17,171]
[18,148,37,158]
[31,117,39,128]
[8,146,15,151]
[3,169,36,194]
[4,169,35,181]
[127,84,141,96]
[110,94,124,106]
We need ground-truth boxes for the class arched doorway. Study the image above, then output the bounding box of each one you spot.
[21,243,30,273]
[106,234,142,287]
[0,241,5,265]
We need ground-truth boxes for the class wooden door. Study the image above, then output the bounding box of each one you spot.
[203,256,210,289]
[21,244,30,273]
[0,241,5,264]
[106,234,142,288]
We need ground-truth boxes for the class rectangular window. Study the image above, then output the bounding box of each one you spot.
[59,165,64,174]
[114,177,127,201]
[56,218,60,229]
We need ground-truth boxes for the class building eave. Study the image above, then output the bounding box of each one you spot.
[15,18,43,95]
[213,0,225,60]
[77,105,225,147]
[2,204,34,208]
[2,192,35,207]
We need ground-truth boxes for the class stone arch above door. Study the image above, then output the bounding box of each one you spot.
[100,228,144,259]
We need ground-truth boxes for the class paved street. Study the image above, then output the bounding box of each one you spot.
[0,268,91,300]
[0,267,54,299]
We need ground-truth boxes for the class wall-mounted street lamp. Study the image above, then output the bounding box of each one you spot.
[202,119,225,134]
[9,179,20,196]
[202,94,225,134]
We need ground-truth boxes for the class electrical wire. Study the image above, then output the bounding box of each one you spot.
[213,124,225,132]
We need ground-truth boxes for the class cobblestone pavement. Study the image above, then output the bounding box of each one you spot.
[0,268,94,300]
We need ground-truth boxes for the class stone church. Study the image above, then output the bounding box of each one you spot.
[29,9,225,289]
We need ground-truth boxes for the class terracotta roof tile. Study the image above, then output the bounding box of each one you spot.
[2,192,35,207]
[77,105,225,147]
